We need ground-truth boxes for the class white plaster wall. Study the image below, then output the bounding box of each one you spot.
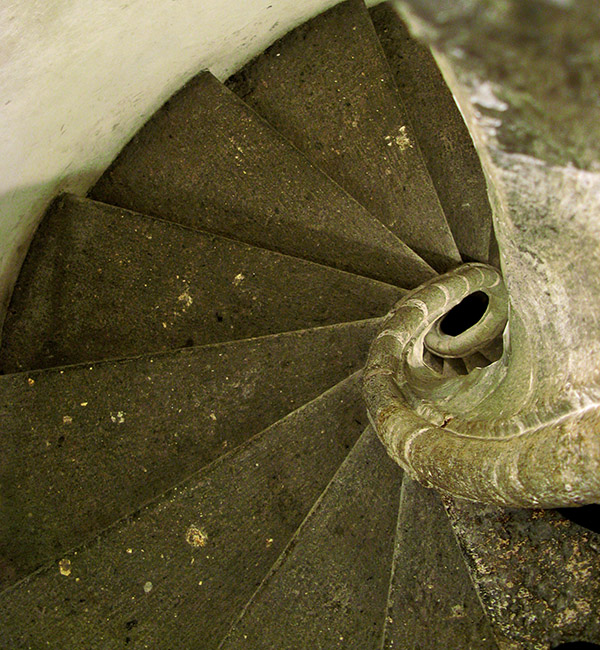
[0,0,382,328]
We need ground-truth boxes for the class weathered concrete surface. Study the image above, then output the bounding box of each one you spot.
[446,497,600,649]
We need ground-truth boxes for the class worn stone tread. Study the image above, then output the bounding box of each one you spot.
[371,3,493,263]
[446,498,600,649]
[226,0,461,272]
[0,320,380,589]
[220,426,402,650]
[90,71,434,289]
[382,479,498,650]
[0,194,404,373]
[0,373,367,650]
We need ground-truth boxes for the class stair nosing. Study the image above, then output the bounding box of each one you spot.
[0,317,384,379]
[66,193,418,289]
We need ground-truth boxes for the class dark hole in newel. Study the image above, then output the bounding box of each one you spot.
[440,291,489,337]
[557,504,600,535]
[552,643,600,649]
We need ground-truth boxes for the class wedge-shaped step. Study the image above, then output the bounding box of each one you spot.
[221,426,402,650]
[90,72,433,288]
[382,479,497,650]
[0,195,403,373]
[0,373,367,649]
[0,320,379,588]
[226,0,461,272]
[371,3,494,264]
[446,498,600,649]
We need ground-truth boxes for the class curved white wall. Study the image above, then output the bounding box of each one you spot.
[1,0,382,328]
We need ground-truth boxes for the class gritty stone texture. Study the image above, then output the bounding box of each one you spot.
[395,0,600,171]
[0,374,368,650]
[221,426,402,650]
[91,71,434,289]
[226,0,461,272]
[392,0,600,403]
[371,3,494,264]
[380,0,600,506]
[446,497,600,649]
[0,319,379,587]
[360,263,599,509]
[383,479,498,650]
[0,194,403,373]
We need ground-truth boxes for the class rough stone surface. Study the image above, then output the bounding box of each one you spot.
[0,374,367,650]
[226,0,461,272]
[383,478,498,650]
[378,0,600,505]
[392,0,600,403]
[371,2,494,264]
[395,0,600,170]
[0,194,403,372]
[4,2,573,645]
[91,71,434,289]
[221,426,402,650]
[0,320,379,588]
[446,497,600,649]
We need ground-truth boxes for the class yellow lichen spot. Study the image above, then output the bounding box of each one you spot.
[110,411,125,424]
[385,126,412,151]
[59,559,72,576]
[27,378,35,386]
[186,524,208,548]
[63,415,73,425]
[177,288,193,308]
[395,126,412,150]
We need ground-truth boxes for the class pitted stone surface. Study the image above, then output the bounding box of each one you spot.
[446,498,600,649]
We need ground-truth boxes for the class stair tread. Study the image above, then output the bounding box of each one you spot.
[371,3,493,263]
[446,498,600,649]
[382,479,498,650]
[90,71,434,288]
[0,320,379,589]
[0,195,403,373]
[226,0,461,272]
[0,373,367,650]
[221,426,402,650]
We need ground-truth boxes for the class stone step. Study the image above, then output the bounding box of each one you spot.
[0,320,379,588]
[0,194,403,373]
[90,71,434,288]
[371,3,494,263]
[220,426,402,650]
[226,0,461,272]
[0,373,367,649]
[382,479,498,650]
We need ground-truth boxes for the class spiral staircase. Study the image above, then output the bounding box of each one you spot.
[1,2,599,648]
